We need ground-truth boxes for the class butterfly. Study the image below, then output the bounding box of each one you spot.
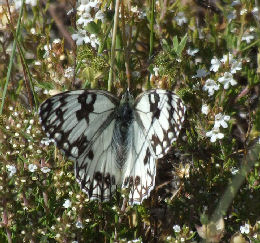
[39,89,186,204]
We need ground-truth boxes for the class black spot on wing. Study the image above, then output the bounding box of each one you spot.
[88,150,94,160]
[149,91,161,119]
[143,149,150,165]
[76,92,96,123]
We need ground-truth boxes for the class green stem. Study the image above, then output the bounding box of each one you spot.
[147,0,155,89]
[0,1,25,115]
[149,0,155,59]
[108,0,120,92]
[211,144,260,222]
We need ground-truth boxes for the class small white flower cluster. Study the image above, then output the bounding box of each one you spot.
[174,12,188,26]
[64,67,75,79]
[240,223,250,234]
[63,199,72,208]
[40,137,55,146]
[75,221,83,229]
[187,48,199,56]
[173,224,181,233]
[193,68,209,78]
[130,6,146,19]
[14,0,37,9]
[127,238,143,243]
[72,0,103,49]
[241,27,256,44]
[206,113,230,142]
[201,53,242,96]
[6,165,17,177]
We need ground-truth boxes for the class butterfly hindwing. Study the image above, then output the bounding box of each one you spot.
[122,120,156,204]
[76,119,121,201]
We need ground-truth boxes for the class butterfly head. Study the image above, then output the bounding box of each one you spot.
[120,89,134,105]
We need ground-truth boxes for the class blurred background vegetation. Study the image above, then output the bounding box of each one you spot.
[0,0,259,242]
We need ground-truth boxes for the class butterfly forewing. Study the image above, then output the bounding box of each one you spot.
[134,89,186,158]
[39,90,121,201]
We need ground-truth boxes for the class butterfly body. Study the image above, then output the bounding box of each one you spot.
[39,89,185,204]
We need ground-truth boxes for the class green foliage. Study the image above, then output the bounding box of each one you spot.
[0,0,260,242]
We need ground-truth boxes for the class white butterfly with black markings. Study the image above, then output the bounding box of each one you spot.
[39,89,186,204]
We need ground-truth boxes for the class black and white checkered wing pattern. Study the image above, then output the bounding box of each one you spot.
[39,89,186,205]
[39,90,120,201]
[134,89,186,158]
[122,89,186,204]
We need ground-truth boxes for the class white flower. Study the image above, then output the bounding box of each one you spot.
[35,61,41,66]
[72,29,90,46]
[210,57,221,72]
[186,48,199,56]
[63,199,72,208]
[231,0,240,6]
[30,28,36,34]
[89,34,100,48]
[14,0,37,8]
[252,7,259,17]
[64,67,74,78]
[192,68,209,78]
[77,12,93,26]
[153,66,159,76]
[53,39,61,44]
[78,2,91,12]
[201,104,209,115]
[218,72,237,89]
[41,167,51,173]
[95,10,105,21]
[26,0,37,6]
[173,224,181,233]
[174,12,187,26]
[241,33,254,44]
[6,165,17,177]
[230,60,242,74]
[28,164,37,172]
[203,79,220,96]
[227,11,236,22]
[87,1,99,8]
[240,9,247,15]
[230,167,239,175]
[131,6,139,13]
[75,221,83,228]
[240,223,250,234]
[249,27,255,32]
[220,53,234,64]
[214,113,230,129]
[129,239,142,243]
[206,127,224,143]
[43,44,52,58]
[76,1,100,26]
